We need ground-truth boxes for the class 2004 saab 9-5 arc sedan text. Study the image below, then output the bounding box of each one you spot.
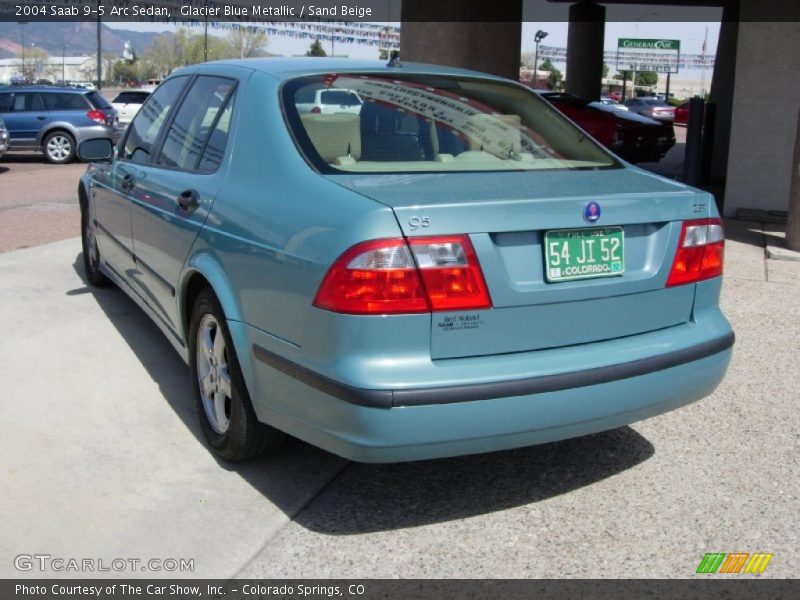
[77,59,734,463]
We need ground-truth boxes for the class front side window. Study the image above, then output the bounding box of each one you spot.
[157,76,235,171]
[0,93,11,112]
[122,77,187,164]
[284,74,619,173]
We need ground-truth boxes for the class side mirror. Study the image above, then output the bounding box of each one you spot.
[78,138,114,162]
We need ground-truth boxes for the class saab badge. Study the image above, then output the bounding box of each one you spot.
[583,201,601,223]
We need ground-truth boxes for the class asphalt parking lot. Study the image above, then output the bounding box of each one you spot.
[0,149,798,579]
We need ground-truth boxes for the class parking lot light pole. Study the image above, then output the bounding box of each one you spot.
[19,22,26,81]
[533,30,548,89]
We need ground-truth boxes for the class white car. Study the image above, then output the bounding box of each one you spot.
[111,90,152,125]
[599,97,629,110]
[295,87,362,115]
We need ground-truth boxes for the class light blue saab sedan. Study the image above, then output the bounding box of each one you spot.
[77,58,734,463]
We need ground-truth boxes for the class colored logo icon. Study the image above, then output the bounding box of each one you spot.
[696,552,773,574]
[583,201,601,223]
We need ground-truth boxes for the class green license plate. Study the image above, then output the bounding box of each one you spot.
[544,227,625,282]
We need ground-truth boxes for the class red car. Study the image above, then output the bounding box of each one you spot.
[675,101,690,126]
[539,92,676,163]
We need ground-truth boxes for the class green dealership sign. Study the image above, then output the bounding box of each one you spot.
[616,38,681,73]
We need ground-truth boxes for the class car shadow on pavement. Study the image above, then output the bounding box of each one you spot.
[72,255,656,535]
[0,153,47,164]
[293,427,654,534]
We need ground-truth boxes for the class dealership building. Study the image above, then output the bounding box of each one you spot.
[0,55,109,84]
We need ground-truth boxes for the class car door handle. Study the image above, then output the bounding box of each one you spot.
[177,189,200,212]
[120,173,134,193]
[36,115,47,120]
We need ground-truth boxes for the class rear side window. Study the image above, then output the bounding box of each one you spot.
[157,76,235,171]
[0,93,11,112]
[198,92,236,173]
[122,77,187,164]
[10,93,45,112]
[42,93,90,110]
[87,92,112,110]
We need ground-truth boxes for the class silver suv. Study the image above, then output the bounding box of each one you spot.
[0,115,8,159]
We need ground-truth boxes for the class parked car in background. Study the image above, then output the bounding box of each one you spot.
[0,115,8,158]
[77,58,732,464]
[0,85,119,163]
[111,89,151,125]
[73,81,97,91]
[675,101,690,126]
[599,96,629,110]
[540,92,675,163]
[295,87,362,114]
[624,97,676,122]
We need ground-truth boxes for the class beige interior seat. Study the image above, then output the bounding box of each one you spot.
[300,113,361,164]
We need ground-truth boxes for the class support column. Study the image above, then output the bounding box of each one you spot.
[400,1,522,81]
[708,1,740,184]
[566,1,605,101]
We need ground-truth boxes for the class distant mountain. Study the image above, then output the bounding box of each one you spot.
[0,22,168,59]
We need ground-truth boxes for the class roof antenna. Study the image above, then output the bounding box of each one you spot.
[386,50,402,68]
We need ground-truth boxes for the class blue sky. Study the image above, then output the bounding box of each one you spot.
[107,1,721,73]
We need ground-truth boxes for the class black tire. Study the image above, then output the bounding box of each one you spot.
[189,288,285,461]
[43,130,76,164]
[80,192,110,287]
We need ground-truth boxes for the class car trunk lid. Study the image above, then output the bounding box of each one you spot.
[327,168,713,359]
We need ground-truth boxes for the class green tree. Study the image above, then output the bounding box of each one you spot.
[227,26,268,59]
[602,63,609,78]
[306,39,327,57]
[635,71,658,86]
[113,61,139,84]
[537,58,563,90]
[547,68,564,90]
[538,58,556,72]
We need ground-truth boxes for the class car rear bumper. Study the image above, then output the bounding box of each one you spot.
[235,302,734,463]
[74,124,122,146]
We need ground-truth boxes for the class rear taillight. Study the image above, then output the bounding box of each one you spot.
[87,109,107,124]
[313,236,492,314]
[666,218,725,287]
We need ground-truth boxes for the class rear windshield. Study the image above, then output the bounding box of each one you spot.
[644,99,668,106]
[283,74,620,174]
[86,91,112,110]
[113,92,150,104]
[320,90,361,106]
